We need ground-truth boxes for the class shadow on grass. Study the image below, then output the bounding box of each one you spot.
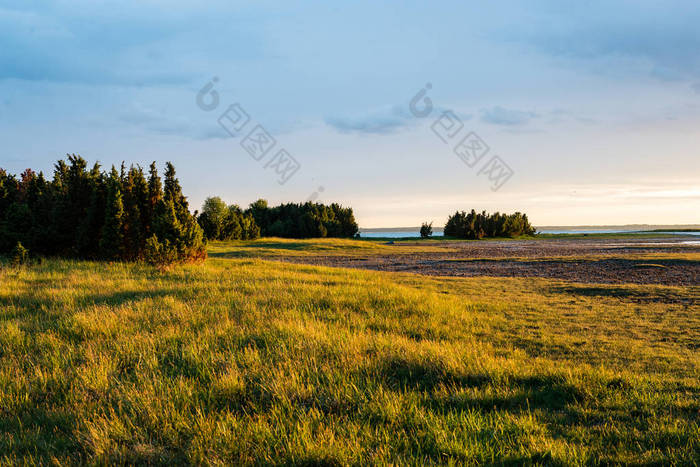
[377,356,491,392]
[549,284,697,304]
[0,409,83,462]
[377,356,589,411]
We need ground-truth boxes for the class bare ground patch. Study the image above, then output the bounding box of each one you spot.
[276,237,700,287]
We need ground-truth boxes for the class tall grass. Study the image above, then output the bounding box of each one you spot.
[0,256,698,464]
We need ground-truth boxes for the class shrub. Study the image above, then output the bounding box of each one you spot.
[143,235,178,267]
[10,241,29,266]
[420,222,433,238]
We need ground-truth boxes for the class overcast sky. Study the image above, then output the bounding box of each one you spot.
[1,0,699,227]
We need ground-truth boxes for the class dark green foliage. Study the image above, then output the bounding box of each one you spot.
[99,167,125,260]
[121,166,149,260]
[143,234,179,267]
[0,156,205,264]
[198,197,228,240]
[444,209,535,239]
[420,222,433,238]
[198,197,358,240]
[197,197,260,241]
[248,200,358,239]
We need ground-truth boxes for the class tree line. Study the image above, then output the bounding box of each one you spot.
[0,156,360,264]
[198,197,358,240]
[0,155,205,264]
[443,209,536,239]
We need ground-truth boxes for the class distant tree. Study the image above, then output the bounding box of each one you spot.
[247,199,269,233]
[444,211,467,238]
[221,205,243,240]
[197,199,261,241]
[244,200,358,239]
[444,209,535,239]
[240,212,260,240]
[197,197,358,241]
[420,222,433,238]
[198,197,229,240]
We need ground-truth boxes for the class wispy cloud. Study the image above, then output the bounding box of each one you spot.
[480,106,537,126]
[509,1,700,84]
[324,106,415,134]
[119,103,228,140]
[326,105,472,135]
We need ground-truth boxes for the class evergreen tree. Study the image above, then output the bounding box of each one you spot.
[247,199,269,235]
[151,163,205,262]
[75,163,104,258]
[146,161,162,235]
[222,205,244,240]
[121,166,147,260]
[99,167,125,260]
[0,157,207,265]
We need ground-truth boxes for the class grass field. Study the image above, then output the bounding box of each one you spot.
[0,240,699,464]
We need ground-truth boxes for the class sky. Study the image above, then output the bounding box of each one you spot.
[1,0,699,227]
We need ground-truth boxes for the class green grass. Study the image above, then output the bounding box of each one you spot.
[0,249,698,464]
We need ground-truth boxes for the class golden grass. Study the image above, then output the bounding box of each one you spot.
[0,253,697,464]
[207,237,447,258]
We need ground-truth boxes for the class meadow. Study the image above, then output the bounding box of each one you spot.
[0,238,698,464]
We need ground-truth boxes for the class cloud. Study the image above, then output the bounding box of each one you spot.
[508,0,700,83]
[0,2,265,86]
[324,106,415,134]
[480,106,537,126]
[118,102,229,140]
[325,105,471,135]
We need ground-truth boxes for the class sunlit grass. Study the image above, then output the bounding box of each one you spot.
[0,254,698,464]
[207,237,446,258]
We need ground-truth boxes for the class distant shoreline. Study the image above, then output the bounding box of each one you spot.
[360,224,700,233]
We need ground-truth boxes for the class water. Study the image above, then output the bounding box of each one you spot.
[655,231,700,236]
[538,229,636,234]
[357,229,700,238]
[359,231,426,238]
